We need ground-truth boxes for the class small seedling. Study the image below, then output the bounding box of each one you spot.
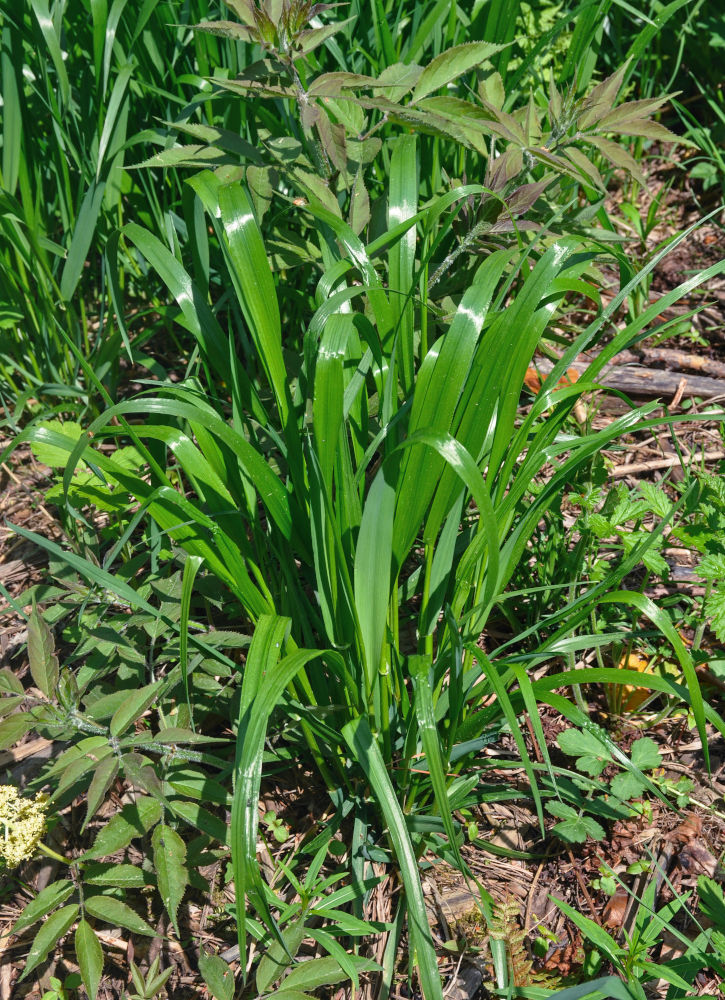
[263,810,290,844]
[42,975,81,1000]
[127,957,173,1000]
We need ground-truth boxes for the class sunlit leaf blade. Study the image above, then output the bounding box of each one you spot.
[27,606,59,699]
[13,882,75,935]
[84,896,156,937]
[75,919,103,1000]
[354,464,396,688]
[218,182,289,424]
[21,905,79,980]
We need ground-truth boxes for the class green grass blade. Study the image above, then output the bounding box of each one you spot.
[179,554,203,732]
[393,262,505,570]
[1,26,22,195]
[97,63,133,174]
[342,716,443,1000]
[471,647,544,835]
[410,654,465,870]
[388,134,418,396]
[218,182,289,425]
[354,463,396,690]
[313,314,350,490]
[120,223,230,381]
[60,181,106,301]
[233,627,339,973]
[29,0,70,107]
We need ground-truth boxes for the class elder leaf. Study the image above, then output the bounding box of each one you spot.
[152,823,188,937]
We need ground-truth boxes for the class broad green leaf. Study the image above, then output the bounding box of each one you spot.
[0,695,23,718]
[84,896,156,937]
[349,170,370,235]
[83,756,119,832]
[75,919,103,1000]
[547,802,605,844]
[411,42,503,103]
[609,771,646,801]
[198,952,235,1000]
[82,863,149,888]
[557,728,611,777]
[629,737,661,771]
[0,712,33,751]
[79,797,162,860]
[12,881,75,934]
[373,62,423,101]
[297,17,354,54]
[354,464,395,686]
[256,917,307,994]
[583,135,645,187]
[109,681,162,737]
[52,744,114,800]
[152,823,188,937]
[282,956,352,991]
[27,606,59,699]
[6,523,237,676]
[578,63,629,129]
[167,799,230,845]
[0,667,23,695]
[20,904,79,980]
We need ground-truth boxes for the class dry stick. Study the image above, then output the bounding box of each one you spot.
[531,357,725,400]
[610,450,725,478]
[524,714,543,764]
[566,849,602,926]
[524,860,547,933]
[616,347,725,380]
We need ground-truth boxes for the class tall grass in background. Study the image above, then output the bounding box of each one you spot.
[1,0,703,417]
[0,0,248,413]
[3,2,725,998]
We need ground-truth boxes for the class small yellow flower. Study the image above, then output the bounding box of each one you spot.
[0,786,48,868]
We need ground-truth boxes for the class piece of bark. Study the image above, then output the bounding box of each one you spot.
[611,450,725,478]
[618,347,725,380]
[444,962,484,1000]
[530,358,725,401]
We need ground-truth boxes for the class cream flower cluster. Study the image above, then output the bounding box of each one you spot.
[0,786,48,868]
